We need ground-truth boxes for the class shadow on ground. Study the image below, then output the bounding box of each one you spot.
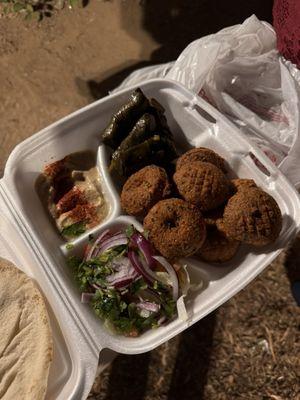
[103,312,216,400]
[103,351,151,400]
[167,312,216,400]
[284,234,300,306]
[86,0,273,99]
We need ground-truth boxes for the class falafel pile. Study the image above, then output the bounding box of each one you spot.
[120,147,282,263]
[102,88,282,264]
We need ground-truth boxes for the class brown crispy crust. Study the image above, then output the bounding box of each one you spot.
[199,206,239,262]
[176,147,226,172]
[203,207,224,227]
[221,188,282,246]
[197,227,239,263]
[173,161,231,211]
[231,178,257,193]
[121,165,171,218]
[143,198,206,260]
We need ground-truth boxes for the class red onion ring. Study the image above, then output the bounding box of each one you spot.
[131,232,156,269]
[128,251,155,284]
[106,257,138,288]
[97,237,128,254]
[114,277,136,288]
[96,233,128,255]
[85,228,110,260]
[136,301,160,313]
[152,256,179,300]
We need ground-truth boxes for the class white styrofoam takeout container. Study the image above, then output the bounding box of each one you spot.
[1,79,300,399]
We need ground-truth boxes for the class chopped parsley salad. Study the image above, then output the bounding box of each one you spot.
[68,225,190,336]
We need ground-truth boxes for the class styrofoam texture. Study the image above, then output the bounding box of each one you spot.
[1,79,300,396]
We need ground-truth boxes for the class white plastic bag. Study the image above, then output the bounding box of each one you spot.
[112,15,300,188]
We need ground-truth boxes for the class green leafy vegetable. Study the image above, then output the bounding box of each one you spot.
[125,224,135,239]
[70,224,179,336]
[67,255,81,270]
[61,221,86,238]
[162,298,176,319]
[143,229,150,240]
[130,277,147,294]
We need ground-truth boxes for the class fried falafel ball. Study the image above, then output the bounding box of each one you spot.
[220,188,282,246]
[231,178,257,193]
[121,165,171,218]
[197,226,239,263]
[203,207,224,227]
[173,161,231,211]
[197,208,239,263]
[176,147,226,173]
[144,198,206,260]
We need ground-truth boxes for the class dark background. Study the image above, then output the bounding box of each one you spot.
[88,0,274,99]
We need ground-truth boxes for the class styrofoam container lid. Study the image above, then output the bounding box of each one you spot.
[1,79,300,398]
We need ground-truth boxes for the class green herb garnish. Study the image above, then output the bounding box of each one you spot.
[162,298,176,319]
[67,255,81,270]
[70,224,178,336]
[143,229,150,240]
[61,221,86,238]
[125,224,135,239]
[130,277,148,294]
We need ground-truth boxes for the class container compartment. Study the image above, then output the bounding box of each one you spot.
[2,79,300,359]
[0,210,73,399]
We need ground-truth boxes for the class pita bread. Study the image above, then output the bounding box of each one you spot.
[0,258,53,400]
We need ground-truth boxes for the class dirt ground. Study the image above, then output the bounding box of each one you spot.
[1,1,300,399]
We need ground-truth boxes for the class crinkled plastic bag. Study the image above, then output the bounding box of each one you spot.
[112,15,300,188]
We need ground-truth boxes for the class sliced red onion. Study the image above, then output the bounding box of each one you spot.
[152,256,179,300]
[85,228,110,260]
[101,232,124,244]
[139,256,163,282]
[106,257,138,288]
[114,278,136,288]
[128,251,154,284]
[138,288,161,304]
[110,256,131,271]
[131,232,155,269]
[96,233,128,255]
[81,292,94,303]
[136,301,160,313]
